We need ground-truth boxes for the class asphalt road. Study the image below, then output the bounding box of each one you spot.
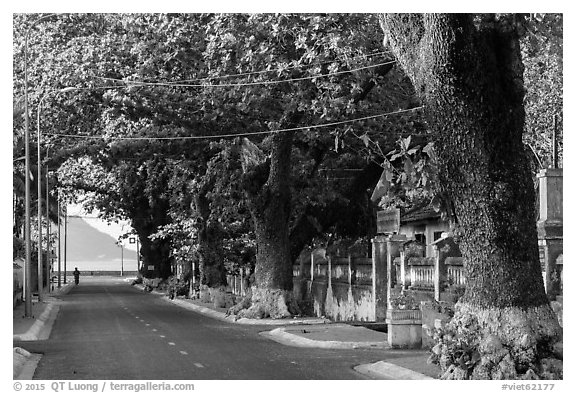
[17,277,394,380]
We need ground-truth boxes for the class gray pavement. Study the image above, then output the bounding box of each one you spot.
[13,277,439,380]
[13,282,74,379]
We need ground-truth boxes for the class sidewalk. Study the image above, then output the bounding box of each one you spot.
[13,283,74,379]
[143,286,439,379]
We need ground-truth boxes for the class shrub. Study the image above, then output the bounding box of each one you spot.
[428,313,482,379]
[389,291,420,310]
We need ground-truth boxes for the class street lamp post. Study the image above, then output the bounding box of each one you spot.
[57,196,61,288]
[117,241,124,277]
[46,168,50,293]
[23,13,57,316]
[64,207,67,283]
[36,87,77,301]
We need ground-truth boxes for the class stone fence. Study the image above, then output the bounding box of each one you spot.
[289,233,469,322]
[293,250,380,321]
[224,168,562,322]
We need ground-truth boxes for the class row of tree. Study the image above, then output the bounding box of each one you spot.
[13,13,562,379]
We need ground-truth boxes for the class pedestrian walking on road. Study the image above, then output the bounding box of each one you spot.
[73,267,81,285]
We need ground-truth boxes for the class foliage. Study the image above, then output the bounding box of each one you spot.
[389,290,420,310]
[13,13,563,304]
[167,276,189,299]
[149,217,196,271]
[422,299,455,318]
[428,313,483,379]
[13,236,25,260]
[521,14,563,169]
[369,13,562,219]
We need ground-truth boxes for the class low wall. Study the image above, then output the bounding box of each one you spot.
[324,281,375,321]
[297,254,378,322]
[64,271,139,276]
[310,279,328,317]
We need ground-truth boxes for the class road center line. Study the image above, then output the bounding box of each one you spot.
[194,363,205,368]
[168,342,176,346]
[179,351,188,355]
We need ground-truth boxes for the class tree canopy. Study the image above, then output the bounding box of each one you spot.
[13,14,562,334]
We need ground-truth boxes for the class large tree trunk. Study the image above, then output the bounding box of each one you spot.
[194,186,229,305]
[138,231,172,279]
[134,216,173,279]
[380,14,562,379]
[228,131,300,319]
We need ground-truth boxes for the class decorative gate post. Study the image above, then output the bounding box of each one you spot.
[371,234,406,321]
[537,168,563,299]
[372,235,387,321]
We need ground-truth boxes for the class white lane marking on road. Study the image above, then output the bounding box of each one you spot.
[145,323,150,326]
[179,351,188,355]
[159,335,166,338]
[168,342,176,346]
[194,363,205,368]
[152,329,157,332]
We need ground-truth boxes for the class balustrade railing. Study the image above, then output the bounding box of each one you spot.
[408,257,435,290]
[314,260,328,280]
[330,257,350,283]
[445,257,465,287]
[355,257,373,285]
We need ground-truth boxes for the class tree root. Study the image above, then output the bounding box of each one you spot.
[199,285,234,308]
[430,302,563,380]
[227,286,301,319]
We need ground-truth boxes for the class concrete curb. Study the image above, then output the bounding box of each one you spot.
[12,283,73,380]
[354,361,435,380]
[135,284,329,326]
[13,302,60,341]
[13,347,42,380]
[261,327,389,349]
[164,295,329,325]
[13,282,73,342]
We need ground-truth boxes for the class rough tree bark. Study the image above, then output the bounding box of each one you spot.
[193,183,229,306]
[379,14,562,379]
[228,129,301,319]
[137,228,172,279]
[133,210,172,279]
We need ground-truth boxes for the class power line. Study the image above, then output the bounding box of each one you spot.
[93,50,393,85]
[96,60,396,89]
[44,106,424,141]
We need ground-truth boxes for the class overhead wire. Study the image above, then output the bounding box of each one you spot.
[45,106,424,141]
[96,60,397,89]
[93,50,393,85]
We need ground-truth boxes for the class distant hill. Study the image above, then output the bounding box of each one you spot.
[65,217,138,270]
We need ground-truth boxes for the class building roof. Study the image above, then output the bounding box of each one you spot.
[401,205,441,223]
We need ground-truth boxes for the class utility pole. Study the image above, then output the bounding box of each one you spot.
[23,12,57,317]
[57,198,61,288]
[64,206,67,284]
[136,239,140,272]
[46,170,50,293]
[121,245,124,277]
[552,115,558,169]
